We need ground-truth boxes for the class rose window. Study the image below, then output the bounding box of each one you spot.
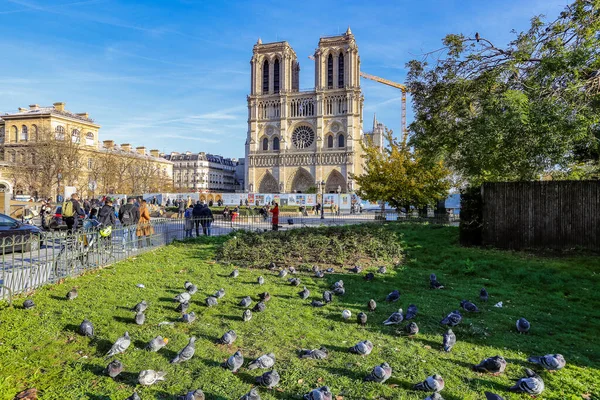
[291,126,315,149]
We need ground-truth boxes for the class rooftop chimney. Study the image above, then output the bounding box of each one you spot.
[121,143,132,152]
[150,149,160,157]
[29,104,39,110]
[103,140,114,149]
[136,146,147,155]
[18,107,27,112]
[53,102,65,112]
[76,112,89,119]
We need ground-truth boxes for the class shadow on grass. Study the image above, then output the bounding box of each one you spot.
[113,315,134,324]
[50,295,66,301]
[92,338,114,356]
[323,366,364,381]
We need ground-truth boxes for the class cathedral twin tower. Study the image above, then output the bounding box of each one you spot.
[245,27,365,194]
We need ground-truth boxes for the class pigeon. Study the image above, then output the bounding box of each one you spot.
[299,286,310,299]
[230,269,239,278]
[258,292,271,302]
[136,283,145,288]
[171,336,196,363]
[243,309,252,322]
[289,278,301,286]
[350,265,362,273]
[368,299,376,312]
[357,312,367,326]
[473,355,507,375]
[175,292,191,303]
[480,287,489,302]
[257,276,265,285]
[225,350,244,373]
[184,281,193,290]
[314,270,325,278]
[133,300,148,313]
[385,290,400,302]
[182,312,196,323]
[509,368,544,395]
[405,304,418,320]
[182,389,205,400]
[268,262,277,270]
[214,288,226,298]
[460,300,479,313]
[413,374,445,392]
[383,309,404,325]
[349,340,373,356]
[79,319,94,337]
[303,386,333,400]
[516,318,530,333]
[239,388,261,400]
[248,353,276,370]
[126,393,141,400]
[528,354,566,371]
[342,310,352,320]
[106,332,131,358]
[440,328,456,352]
[311,300,325,307]
[323,291,333,303]
[205,296,218,307]
[138,369,166,386]
[364,272,374,281]
[440,310,462,326]
[332,280,344,289]
[278,269,288,278]
[430,274,444,289]
[66,288,78,300]
[186,284,198,295]
[333,287,345,295]
[253,301,266,312]
[300,347,328,359]
[289,266,297,274]
[23,299,35,309]
[484,392,505,400]
[176,301,190,313]
[216,330,237,345]
[325,267,334,273]
[425,394,444,400]
[256,370,280,389]
[146,336,168,352]
[106,359,123,378]
[364,362,392,383]
[132,311,144,325]
[239,296,252,307]
[405,322,419,336]
[377,266,387,274]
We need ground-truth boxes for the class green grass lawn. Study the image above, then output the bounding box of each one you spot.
[0,223,599,399]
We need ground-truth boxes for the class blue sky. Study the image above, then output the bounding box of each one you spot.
[0,0,568,158]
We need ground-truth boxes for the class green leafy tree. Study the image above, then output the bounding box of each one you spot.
[352,129,450,211]
[406,0,600,184]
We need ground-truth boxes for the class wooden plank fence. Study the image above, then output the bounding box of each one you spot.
[481,181,600,250]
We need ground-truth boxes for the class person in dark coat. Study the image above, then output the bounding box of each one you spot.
[178,199,185,219]
[199,204,214,236]
[98,199,116,227]
[192,201,204,237]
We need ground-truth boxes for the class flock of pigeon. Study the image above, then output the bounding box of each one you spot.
[22,264,566,399]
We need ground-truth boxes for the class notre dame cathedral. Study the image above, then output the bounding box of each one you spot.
[245,28,382,194]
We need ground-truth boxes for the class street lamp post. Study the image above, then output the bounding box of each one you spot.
[347,178,354,213]
[336,185,341,216]
[320,180,325,219]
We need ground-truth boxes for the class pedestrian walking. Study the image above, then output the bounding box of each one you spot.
[63,193,85,232]
[270,202,279,231]
[178,199,185,219]
[136,199,154,247]
[119,198,140,251]
[199,203,214,236]
[184,204,194,238]
[192,201,203,236]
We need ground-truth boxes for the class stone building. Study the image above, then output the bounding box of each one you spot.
[164,152,238,192]
[245,27,367,194]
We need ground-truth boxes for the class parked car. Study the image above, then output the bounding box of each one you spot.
[0,213,43,254]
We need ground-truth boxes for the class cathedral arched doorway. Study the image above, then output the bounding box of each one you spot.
[325,170,346,193]
[288,168,314,193]
[258,171,279,193]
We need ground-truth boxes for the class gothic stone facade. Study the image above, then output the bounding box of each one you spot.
[245,28,366,194]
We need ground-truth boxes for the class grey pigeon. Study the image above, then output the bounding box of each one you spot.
[243,309,252,322]
[303,386,333,400]
[364,362,392,383]
[133,300,148,313]
[79,319,94,337]
[106,332,131,358]
[184,281,193,290]
[258,276,265,285]
[256,370,280,389]
[484,392,505,400]
[186,284,198,295]
[333,286,345,295]
[217,330,237,345]
[440,310,462,326]
[413,374,445,392]
[442,329,456,352]
[239,296,252,307]
[289,266,297,274]
[425,394,444,400]
[171,336,196,363]
[214,288,225,298]
[225,350,244,373]
[405,304,418,320]
[230,269,239,278]
[248,353,276,370]
[364,272,374,281]
[125,393,141,400]
[528,354,566,371]
[405,322,419,336]
[325,267,334,273]
[175,292,191,303]
[268,262,277,270]
[430,273,444,289]
[23,299,35,309]
[258,292,271,302]
[182,311,196,323]
[315,270,325,278]
[332,280,344,289]
[253,301,266,312]
[350,265,362,273]
[349,340,373,356]
[278,269,288,278]
[377,266,387,274]
[106,359,123,378]
[480,287,489,302]
[385,290,400,302]
[357,312,367,326]
[383,309,404,325]
[311,300,325,307]
[460,300,479,312]
[300,347,328,359]
[239,388,261,400]
[146,336,168,352]
[368,299,376,312]
[205,296,218,307]
[138,369,166,386]
[182,389,205,400]
[66,288,78,300]
[289,277,301,286]
[509,368,544,395]
[516,318,530,333]
[299,286,310,299]
[135,311,145,325]
[176,301,189,313]
[473,355,507,375]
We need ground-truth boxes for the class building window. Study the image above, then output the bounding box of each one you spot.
[55,126,65,140]
[10,152,15,163]
[338,134,345,147]
[20,125,28,141]
[88,158,93,169]
[11,126,18,142]
[71,129,80,143]
[262,137,269,151]
[273,136,280,151]
[338,52,344,88]
[31,125,38,141]
[327,135,333,148]
[274,58,280,93]
[86,132,94,146]
[327,54,333,88]
[0,127,4,144]
[262,60,269,94]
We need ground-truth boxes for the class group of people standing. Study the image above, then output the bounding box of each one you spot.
[184,201,215,238]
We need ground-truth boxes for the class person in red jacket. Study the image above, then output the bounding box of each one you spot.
[270,202,279,231]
